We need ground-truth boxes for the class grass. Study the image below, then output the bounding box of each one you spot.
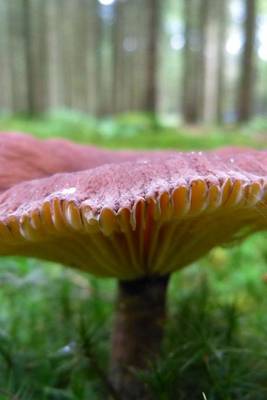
[0,111,267,399]
[0,110,265,150]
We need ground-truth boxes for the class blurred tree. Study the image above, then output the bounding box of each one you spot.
[182,0,207,124]
[46,0,64,109]
[112,0,123,114]
[145,0,160,113]
[87,0,101,115]
[97,1,115,115]
[0,0,262,122]
[202,0,228,124]
[0,0,13,111]
[216,0,228,123]
[63,0,99,113]
[112,0,160,114]
[23,0,48,114]
[45,0,100,114]
[237,0,257,122]
[23,0,35,114]
[9,0,29,113]
[61,0,76,109]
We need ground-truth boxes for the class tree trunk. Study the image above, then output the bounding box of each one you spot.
[112,0,160,115]
[23,0,35,114]
[202,0,227,124]
[96,1,115,116]
[8,0,29,113]
[145,0,160,113]
[22,0,48,114]
[112,0,123,114]
[182,0,207,124]
[87,0,101,115]
[46,0,64,109]
[110,275,169,400]
[0,0,13,112]
[237,0,256,122]
[216,0,228,124]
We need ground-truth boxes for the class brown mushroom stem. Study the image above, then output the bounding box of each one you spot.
[110,275,170,400]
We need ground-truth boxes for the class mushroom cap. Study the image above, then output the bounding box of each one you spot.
[0,147,266,279]
[0,132,176,192]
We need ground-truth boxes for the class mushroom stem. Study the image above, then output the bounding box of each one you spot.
[110,275,170,400]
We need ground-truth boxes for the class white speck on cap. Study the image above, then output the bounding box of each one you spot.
[61,187,77,195]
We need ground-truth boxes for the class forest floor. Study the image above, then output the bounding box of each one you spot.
[0,113,267,400]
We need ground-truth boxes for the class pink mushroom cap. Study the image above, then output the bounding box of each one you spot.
[0,144,266,279]
[0,132,177,192]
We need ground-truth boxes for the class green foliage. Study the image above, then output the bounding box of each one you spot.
[0,235,267,399]
[0,260,114,400]
[242,116,267,135]
[0,113,267,398]
[0,111,264,150]
[141,234,267,400]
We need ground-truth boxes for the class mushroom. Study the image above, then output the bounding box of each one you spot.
[0,141,267,399]
[0,132,176,191]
